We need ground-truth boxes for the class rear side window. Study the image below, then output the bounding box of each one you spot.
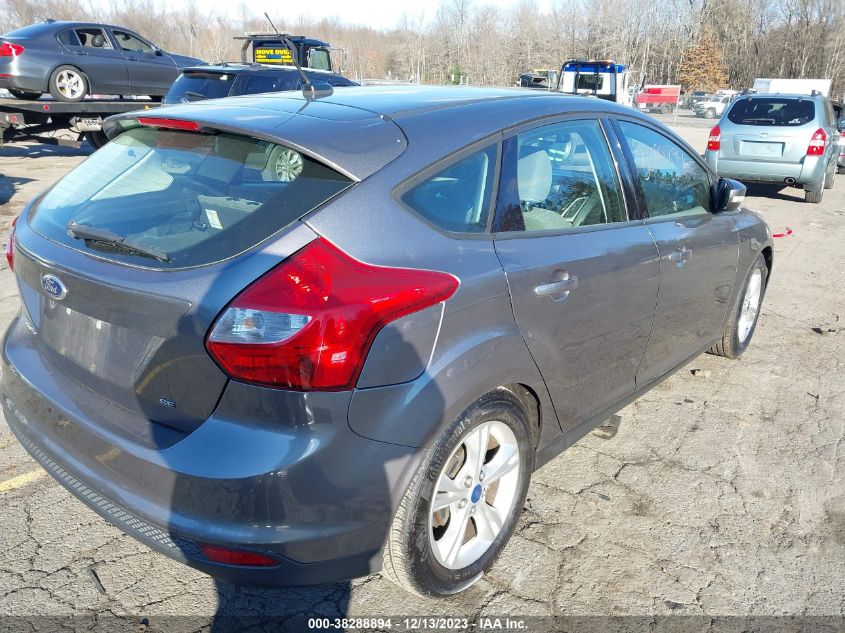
[728,98,815,126]
[30,126,352,268]
[57,29,81,47]
[400,145,497,233]
[496,119,626,232]
[167,72,235,102]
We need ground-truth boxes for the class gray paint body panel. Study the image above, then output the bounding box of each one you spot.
[0,86,773,587]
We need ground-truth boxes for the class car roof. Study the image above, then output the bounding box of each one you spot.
[107,86,660,181]
[740,93,826,100]
[180,63,340,76]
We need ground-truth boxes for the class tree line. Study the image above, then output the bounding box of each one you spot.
[2,0,843,95]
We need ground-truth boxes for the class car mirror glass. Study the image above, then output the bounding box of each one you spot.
[715,177,746,212]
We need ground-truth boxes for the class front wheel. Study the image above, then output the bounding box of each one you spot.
[709,253,768,359]
[660,102,674,114]
[704,108,717,119]
[382,389,532,596]
[48,66,88,102]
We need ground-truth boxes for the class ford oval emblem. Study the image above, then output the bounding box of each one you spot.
[41,274,67,300]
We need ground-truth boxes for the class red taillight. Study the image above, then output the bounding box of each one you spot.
[707,125,721,151]
[206,238,459,391]
[199,544,280,567]
[5,216,18,272]
[137,117,200,131]
[807,128,826,156]
[0,42,24,57]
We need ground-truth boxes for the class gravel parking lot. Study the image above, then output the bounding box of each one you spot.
[0,118,843,631]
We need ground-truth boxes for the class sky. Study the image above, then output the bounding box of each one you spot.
[99,0,555,31]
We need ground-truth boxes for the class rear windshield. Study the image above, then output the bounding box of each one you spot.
[166,72,235,102]
[727,98,816,126]
[30,126,352,268]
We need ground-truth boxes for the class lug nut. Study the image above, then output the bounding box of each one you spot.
[479,470,485,482]
[457,499,467,509]
[463,475,473,488]
[469,506,476,515]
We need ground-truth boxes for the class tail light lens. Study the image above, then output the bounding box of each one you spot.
[807,128,826,156]
[206,238,459,391]
[0,42,24,57]
[707,125,721,151]
[5,216,18,271]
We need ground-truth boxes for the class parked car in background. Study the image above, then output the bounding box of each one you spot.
[705,92,840,203]
[3,86,771,597]
[163,63,358,104]
[832,99,845,173]
[694,93,737,119]
[0,20,202,102]
[682,91,709,109]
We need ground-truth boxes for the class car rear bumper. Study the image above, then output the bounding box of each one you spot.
[1,314,416,586]
[0,62,45,93]
[705,153,827,185]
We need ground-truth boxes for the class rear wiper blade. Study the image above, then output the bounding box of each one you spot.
[67,222,170,262]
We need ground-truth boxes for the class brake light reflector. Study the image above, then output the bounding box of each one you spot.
[137,117,200,131]
[199,544,280,567]
[807,128,826,156]
[5,216,18,272]
[707,125,721,151]
[0,42,24,57]
[206,238,459,391]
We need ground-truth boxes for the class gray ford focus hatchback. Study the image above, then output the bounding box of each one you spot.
[1,86,772,596]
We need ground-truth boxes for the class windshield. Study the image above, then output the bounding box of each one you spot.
[728,97,816,126]
[30,126,352,268]
[164,72,235,103]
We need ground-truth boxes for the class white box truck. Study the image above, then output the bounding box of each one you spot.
[752,78,831,96]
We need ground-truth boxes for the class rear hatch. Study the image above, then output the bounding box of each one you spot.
[720,96,816,163]
[12,120,357,433]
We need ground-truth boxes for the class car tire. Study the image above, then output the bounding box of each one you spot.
[804,177,824,203]
[660,102,673,114]
[838,166,845,175]
[85,131,108,150]
[704,108,716,119]
[709,253,768,359]
[382,388,533,597]
[824,163,835,190]
[48,66,88,102]
[8,89,40,100]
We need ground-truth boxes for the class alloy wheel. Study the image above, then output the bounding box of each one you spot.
[429,420,521,570]
[55,70,85,100]
[738,268,762,343]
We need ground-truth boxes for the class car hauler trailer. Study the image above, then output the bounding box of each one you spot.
[0,96,157,147]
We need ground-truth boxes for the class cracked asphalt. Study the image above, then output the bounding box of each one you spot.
[0,115,843,631]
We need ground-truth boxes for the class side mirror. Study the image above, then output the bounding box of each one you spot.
[714,177,746,212]
[154,47,163,57]
[837,119,845,133]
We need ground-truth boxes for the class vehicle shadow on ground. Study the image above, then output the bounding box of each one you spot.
[0,174,35,206]
[0,142,92,159]
[745,183,806,202]
[208,580,351,631]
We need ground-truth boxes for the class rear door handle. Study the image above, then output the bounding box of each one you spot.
[668,246,692,264]
[534,274,578,299]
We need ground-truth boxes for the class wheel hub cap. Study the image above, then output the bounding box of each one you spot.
[471,484,482,504]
